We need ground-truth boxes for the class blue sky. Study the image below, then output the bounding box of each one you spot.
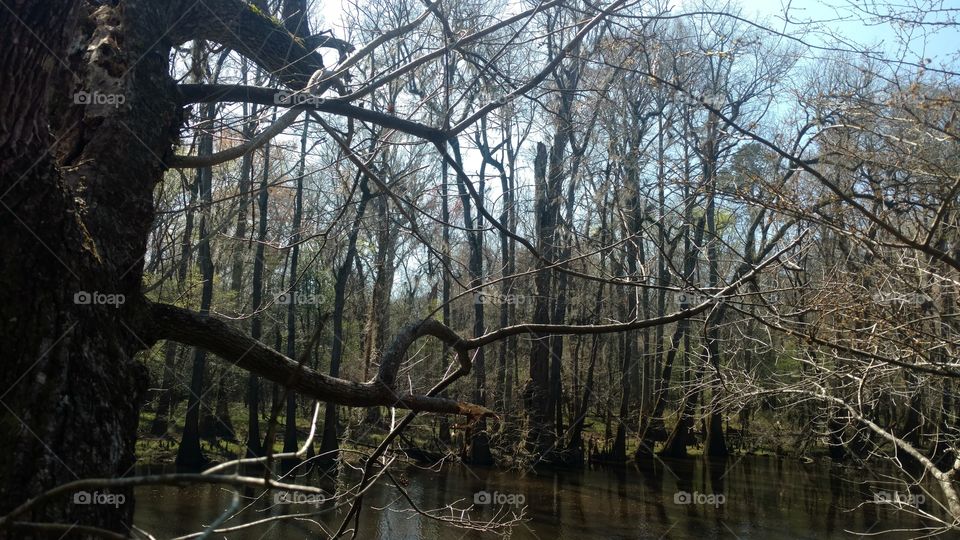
[735,0,959,68]
[319,0,958,70]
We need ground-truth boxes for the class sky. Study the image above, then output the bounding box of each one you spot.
[735,0,959,69]
[315,0,959,73]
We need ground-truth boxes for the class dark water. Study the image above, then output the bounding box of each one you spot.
[133,456,943,539]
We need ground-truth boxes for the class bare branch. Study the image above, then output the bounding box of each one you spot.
[168,108,302,168]
[146,301,489,416]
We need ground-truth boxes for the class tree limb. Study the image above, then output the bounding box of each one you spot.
[178,84,447,143]
[146,301,488,416]
[168,108,303,168]
[172,0,352,90]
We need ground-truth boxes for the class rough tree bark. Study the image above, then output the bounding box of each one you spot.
[0,1,179,532]
[0,1,686,535]
[0,2,372,532]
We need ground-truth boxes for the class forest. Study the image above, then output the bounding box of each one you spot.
[1,0,959,538]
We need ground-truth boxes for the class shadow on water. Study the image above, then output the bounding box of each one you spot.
[133,456,947,539]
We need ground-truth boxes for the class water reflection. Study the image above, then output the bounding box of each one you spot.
[133,457,941,539]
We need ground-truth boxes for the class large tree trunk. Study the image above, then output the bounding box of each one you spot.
[361,188,397,426]
[226,60,257,450]
[476,114,518,432]
[496,167,516,416]
[548,165,579,448]
[611,288,633,463]
[638,116,672,453]
[0,2,489,536]
[0,0,178,532]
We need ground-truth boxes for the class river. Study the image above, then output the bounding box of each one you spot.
[133,456,942,538]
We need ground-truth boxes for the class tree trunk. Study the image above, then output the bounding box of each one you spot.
[449,140,493,465]
[702,113,728,458]
[567,193,609,462]
[361,182,397,425]
[176,55,216,467]
[246,128,274,458]
[611,293,633,463]
[150,340,179,436]
[319,177,371,464]
[660,180,706,458]
[0,1,178,531]
[527,142,556,457]
[283,117,309,460]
